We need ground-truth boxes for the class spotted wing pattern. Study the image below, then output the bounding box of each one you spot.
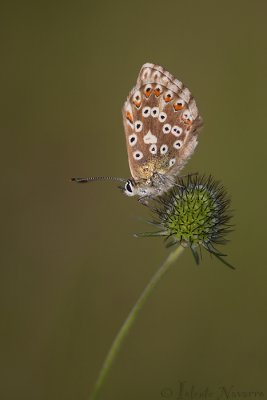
[122,63,203,182]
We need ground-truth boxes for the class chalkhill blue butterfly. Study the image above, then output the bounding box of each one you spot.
[72,63,203,201]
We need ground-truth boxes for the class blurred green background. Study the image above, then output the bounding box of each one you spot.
[1,0,267,399]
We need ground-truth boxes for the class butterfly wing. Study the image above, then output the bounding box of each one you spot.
[122,63,203,182]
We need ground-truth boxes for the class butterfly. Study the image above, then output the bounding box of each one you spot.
[72,63,203,201]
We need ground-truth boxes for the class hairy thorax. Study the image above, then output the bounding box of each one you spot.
[136,154,170,180]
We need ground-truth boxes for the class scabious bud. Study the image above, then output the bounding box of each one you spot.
[136,174,234,269]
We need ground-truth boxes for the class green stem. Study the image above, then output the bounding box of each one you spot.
[89,245,185,400]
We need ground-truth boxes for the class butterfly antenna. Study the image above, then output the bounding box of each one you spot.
[71,176,127,184]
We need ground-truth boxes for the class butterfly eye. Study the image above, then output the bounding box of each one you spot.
[142,107,151,117]
[158,112,167,122]
[124,180,135,196]
[173,140,183,149]
[171,126,183,136]
[163,124,171,134]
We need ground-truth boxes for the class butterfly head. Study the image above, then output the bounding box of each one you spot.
[123,178,158,198]
[123,173,175,199]
[123,178,149,198]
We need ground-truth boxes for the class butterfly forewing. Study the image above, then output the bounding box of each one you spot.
[122,63,203,183]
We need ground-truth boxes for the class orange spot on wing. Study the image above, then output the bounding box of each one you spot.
[126,111,134,123]
[164,95,172,102]
[144,88,152,98]
[173,103,184,111]
[133,100,141,108]
[183,117,193,125]
[154,88,161,97]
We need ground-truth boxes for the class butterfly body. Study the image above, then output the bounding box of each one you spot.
[122,63,203,199]
[124,172,176,198]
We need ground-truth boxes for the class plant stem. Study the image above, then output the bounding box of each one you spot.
[89,245,185,400]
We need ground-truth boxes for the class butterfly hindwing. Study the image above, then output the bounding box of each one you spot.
[122,63,203,182]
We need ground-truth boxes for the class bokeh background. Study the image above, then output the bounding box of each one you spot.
[1,1,267,399]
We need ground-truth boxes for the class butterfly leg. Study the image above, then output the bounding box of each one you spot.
[138,196,151,206]
[179,172,199,179]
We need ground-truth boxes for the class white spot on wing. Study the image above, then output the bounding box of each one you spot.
[154,84,162,95]
[158,112,167,122]
[133,90,141,101]
[163,124,171,134]
[171,126,183,136]
[144,130,157,144]
[133,150,143,160]
[151,107,159,117]
[129,134,137,147]
[149,144,157,154]
[142,107,151,117]
[144,84,152,94]
[173,99,185,110]
[160,144,168,154]
[134,121,143,132]
[169,158,176,167]
[173,140,183,149]
[164,90,173,101]
[182,110,193,123]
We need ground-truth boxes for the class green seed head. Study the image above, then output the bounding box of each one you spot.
[136,175,234,268]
